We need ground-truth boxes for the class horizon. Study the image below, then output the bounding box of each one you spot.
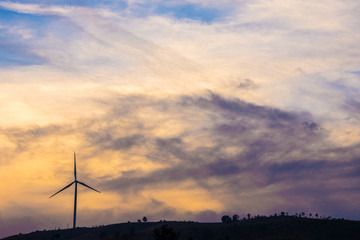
[3,212,356,238]
[1,0,360,238]
[2,212,360,237]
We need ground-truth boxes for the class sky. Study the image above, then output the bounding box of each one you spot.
[0,0,360,238]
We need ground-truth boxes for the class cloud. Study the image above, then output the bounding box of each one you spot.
[1,0,360,237]
[0,2,72,16]
[344,99,360,120]
[84,92,359,215]
[237,79,257,89]
[1,90,360,237]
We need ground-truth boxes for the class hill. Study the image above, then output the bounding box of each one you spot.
[2,217,360,240]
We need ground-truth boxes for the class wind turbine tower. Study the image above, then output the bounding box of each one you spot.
[50,152,100,229]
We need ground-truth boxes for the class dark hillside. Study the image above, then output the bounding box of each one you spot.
[2,217,360,240]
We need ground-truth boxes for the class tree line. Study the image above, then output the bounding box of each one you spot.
[221,211,336,223]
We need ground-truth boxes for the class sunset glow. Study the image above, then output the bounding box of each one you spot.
[1,0,360,238]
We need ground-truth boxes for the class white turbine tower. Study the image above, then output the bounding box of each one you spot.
[50,152,100,229]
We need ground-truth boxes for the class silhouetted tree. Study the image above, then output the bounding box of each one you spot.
[143,216,148,222]
[247,213,251,219]
[315,213,319,218]
[153,225,180,240]
[280,211,285,217]
[232,214,239,222]
[309,213,312,218]
[138,219,141,223]
[221,215,232,224]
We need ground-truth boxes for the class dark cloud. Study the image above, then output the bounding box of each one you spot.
[86,131,145,151]
[207,159,241,176]
[3,92,360,221]
[344,98,360,120]
[237,78,257,89]
[180,92,304,125]
[97,92,324,190]
[93,92,360,219]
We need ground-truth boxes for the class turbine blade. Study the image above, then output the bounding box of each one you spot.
[49,181,75,198]
[74,152,77,181]
[77,181,100,193]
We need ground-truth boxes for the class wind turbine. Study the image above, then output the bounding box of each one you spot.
[50,152,100,229]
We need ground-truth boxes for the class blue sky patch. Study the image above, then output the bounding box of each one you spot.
[0,8,53,67]
[1,0,128,9]
[155,3,221,23]
[0,7,56,37]
[0,43,44,67]
[0,7,45,23]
